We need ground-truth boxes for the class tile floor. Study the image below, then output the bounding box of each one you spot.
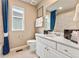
[1,48,38,58]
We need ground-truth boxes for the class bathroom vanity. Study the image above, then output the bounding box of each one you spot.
[35,33,79,58]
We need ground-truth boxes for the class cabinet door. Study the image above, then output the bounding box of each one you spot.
[45,46,69,58]
[36,36,56,49]
[36,40,45,57]
[36,36,69,58]
[57,43,79,58]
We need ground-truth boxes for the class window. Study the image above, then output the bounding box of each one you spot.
[12,6,24,31]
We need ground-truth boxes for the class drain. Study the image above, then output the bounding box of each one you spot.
[16,49,23,52]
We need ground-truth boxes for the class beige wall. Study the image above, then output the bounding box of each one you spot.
[0,0,4,45]
[0,0,37,49]
[54,10,75,32]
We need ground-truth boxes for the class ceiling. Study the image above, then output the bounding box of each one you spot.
[21,0,42,5]
[47,0,77,13]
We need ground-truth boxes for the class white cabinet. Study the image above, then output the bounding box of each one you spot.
[36,35,79,58]
[36,36,69,58]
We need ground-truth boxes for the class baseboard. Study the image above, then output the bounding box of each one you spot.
[10,45,28,52]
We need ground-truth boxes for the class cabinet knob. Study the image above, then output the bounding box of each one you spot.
[45,47,49,51]
[64,49,68,52]
[45,47,46,49]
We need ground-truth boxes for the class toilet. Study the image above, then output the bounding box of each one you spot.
[27,40,36,52]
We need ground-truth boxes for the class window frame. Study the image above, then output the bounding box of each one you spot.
[12,6,24,31]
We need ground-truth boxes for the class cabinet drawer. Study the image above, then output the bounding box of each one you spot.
[57,43,79,58]
[39,37,56,49]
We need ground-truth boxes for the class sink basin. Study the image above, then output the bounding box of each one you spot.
[45,32,64,38]
[46,34,56,37]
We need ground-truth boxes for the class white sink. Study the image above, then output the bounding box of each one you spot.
[46,32,64,37]
[46,34,56,37]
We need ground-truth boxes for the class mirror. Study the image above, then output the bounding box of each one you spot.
[45,0,78,32]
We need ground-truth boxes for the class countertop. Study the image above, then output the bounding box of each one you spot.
[35,33,79,50]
